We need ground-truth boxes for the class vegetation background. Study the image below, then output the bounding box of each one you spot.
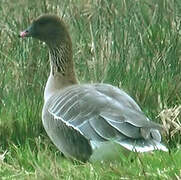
[0,0,180,179]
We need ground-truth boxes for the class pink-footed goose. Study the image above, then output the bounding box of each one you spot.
[19,15,168,162]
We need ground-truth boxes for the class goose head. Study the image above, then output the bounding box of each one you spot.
[19,14,71,47]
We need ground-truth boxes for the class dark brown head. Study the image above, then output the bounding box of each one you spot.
[19,15,71,47]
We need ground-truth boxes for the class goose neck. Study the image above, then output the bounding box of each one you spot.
[44,44,77,101]
[49,44,71,75]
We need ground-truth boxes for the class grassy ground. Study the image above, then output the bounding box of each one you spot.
[0,0,181,179]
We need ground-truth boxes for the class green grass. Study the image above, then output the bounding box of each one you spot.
[0,0,181,179]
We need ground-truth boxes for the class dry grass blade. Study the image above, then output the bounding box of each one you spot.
[0,150,7,163]
[159,105,181,139]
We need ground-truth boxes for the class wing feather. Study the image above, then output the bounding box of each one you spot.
[89,116,123,140]
[78,120,106,142]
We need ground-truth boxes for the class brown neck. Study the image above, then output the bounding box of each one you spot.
[49,42,77,84]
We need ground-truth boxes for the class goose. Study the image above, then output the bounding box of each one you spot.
[19,14,168,162]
